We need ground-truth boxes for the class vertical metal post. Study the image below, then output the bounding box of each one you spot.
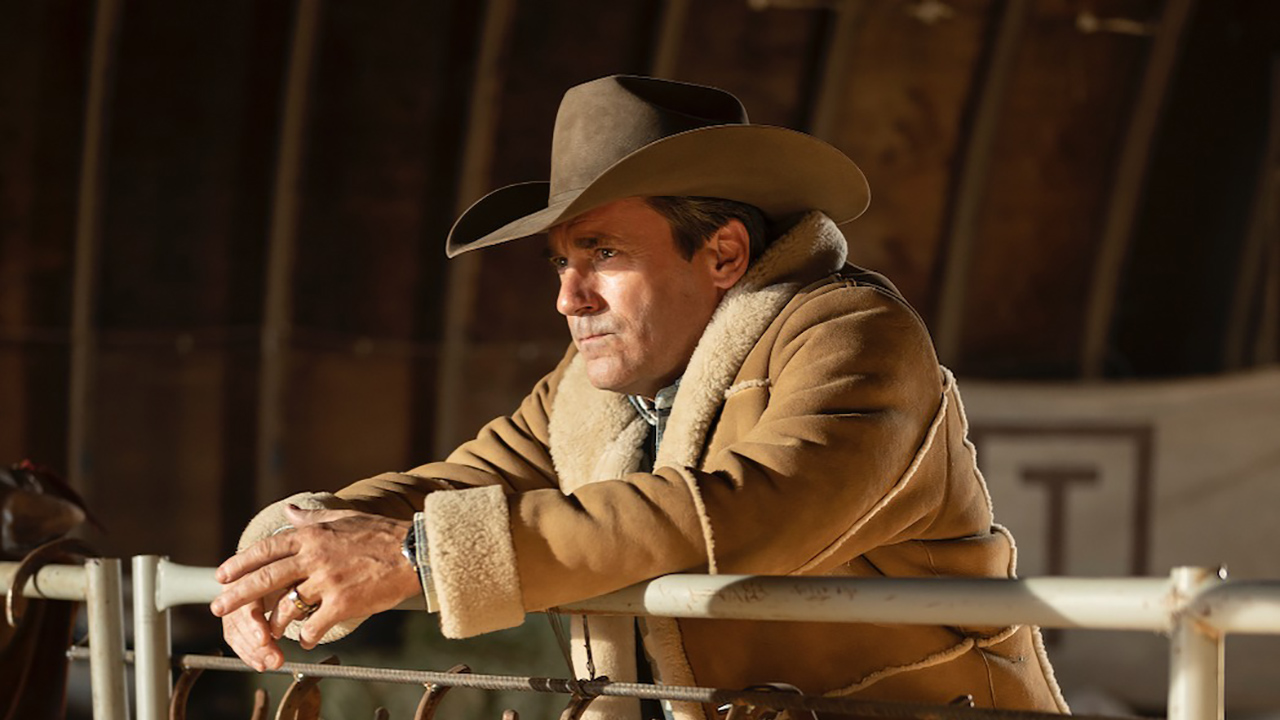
[433,0,518,457]
[133,555,172,720]
[1168,567,1224,720]
[86,558,129,720]
[256,0,323,508]
[67,0,123,498]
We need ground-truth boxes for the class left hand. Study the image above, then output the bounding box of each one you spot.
[211,505,420,653]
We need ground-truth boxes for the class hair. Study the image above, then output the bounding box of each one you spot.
[644,197,770,263]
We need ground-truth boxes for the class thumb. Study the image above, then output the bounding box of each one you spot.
[283,502,347,528]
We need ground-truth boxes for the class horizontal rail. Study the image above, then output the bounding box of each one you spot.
[0,560,88,601]
[1186,580,1280,634]
[561,574,1183,631]
[157,559,1280,635]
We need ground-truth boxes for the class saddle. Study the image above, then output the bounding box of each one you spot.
[0,460,96,720]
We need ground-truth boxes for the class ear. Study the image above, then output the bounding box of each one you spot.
[706,219,750,290]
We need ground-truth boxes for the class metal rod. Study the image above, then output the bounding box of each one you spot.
[148,563,1199,632]
[1081,0,1197,378]
[648,0,691,79]
[173,653,1129,720]
[133,555,173,720]
[144,562,1280,635]
[1167,567,1224,720]
[156,558,226,611]
[433,0,519,457]
[67,0,123,499]
[0,561,89,601]
[933,0,1029,366]
[86,558,129,720]
[256,0,324,508]
[1187,580,1280,634]
[560,574,1182,631]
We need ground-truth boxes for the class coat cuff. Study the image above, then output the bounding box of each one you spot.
[236,491,366,645]
[423,484,524,638]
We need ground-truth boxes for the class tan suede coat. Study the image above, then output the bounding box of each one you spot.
[242,213,1067,720]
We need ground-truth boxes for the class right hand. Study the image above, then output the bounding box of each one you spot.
[220,590,287,671]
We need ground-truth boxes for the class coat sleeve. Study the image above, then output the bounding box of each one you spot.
[330,350,573,517]
[432,283,969,638]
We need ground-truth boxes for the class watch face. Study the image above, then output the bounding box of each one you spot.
[402,524,417,565]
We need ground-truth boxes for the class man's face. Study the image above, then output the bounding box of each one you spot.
[547,198,726,398]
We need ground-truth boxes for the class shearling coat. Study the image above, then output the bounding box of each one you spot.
[242,213,1067,720]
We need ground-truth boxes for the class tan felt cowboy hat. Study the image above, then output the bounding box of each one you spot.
[445,75,871,257]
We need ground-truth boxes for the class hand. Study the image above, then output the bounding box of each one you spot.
[211,505,420,668]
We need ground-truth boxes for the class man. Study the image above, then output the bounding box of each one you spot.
[212,76,1068,718]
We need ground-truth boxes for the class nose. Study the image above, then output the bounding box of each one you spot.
[556,268,602,317]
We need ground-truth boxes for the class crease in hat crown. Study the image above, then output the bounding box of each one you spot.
[547,76,748,204]
[445,74,870,257]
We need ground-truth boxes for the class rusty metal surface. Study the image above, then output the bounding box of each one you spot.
[174,653,1146,720]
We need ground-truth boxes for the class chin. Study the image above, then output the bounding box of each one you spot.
[583,360,639,395]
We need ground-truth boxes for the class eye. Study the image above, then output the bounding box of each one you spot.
[595,247,617,261]
[548,255,568,272]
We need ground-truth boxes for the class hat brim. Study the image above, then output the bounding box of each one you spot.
[445,124,870,257]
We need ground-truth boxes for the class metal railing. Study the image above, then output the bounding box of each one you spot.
[6,559,1280,720]
[0,558,130,719]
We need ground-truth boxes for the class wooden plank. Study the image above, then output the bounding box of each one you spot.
[256,0,322,508]
[958,2,1153,378]
[806,0,865,141]
[66,0,123,499]
[433,0,519,457]
[827,1,991,322]
[1081,0,1196,378]
[1261,231,1280,365]
[649,0,691,78]
[1225,56,1280,369]
[933,0,1030,367]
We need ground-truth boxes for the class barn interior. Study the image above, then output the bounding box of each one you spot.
[2,0,1279,718]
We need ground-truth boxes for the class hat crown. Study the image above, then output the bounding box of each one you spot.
[548,75,748,202]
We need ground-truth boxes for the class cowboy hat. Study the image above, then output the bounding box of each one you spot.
[445,75,870,257]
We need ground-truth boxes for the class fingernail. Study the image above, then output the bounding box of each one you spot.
[209,600,222,616]
[215,568,226,583]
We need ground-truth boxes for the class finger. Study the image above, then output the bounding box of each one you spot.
[216,532,300,583]
[269,584,316,639]
[211,557,303,617]
[223,604,281,672]
[297,601,341,651]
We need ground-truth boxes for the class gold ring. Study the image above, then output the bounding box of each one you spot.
[287,586,320,617]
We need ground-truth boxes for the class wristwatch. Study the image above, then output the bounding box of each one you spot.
[401,521,417,566]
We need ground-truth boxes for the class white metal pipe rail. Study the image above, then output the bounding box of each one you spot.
[9,558,1280,720]
[0,558,130,720]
